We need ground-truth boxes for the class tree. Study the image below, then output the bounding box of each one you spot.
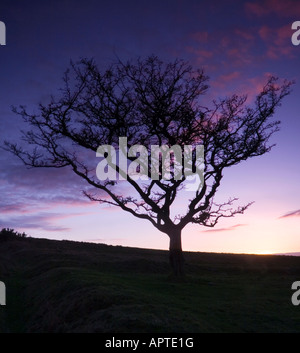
[4,56,292,277]
[0,228,27,242]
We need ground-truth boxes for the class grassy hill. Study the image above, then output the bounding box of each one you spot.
[0,233,300,333]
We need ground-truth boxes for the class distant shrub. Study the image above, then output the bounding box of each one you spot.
[0,228,28,242]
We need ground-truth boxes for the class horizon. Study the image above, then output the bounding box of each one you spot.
[0,0,300,255]
[6,229,300,257]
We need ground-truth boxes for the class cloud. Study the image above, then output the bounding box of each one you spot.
[258,25,271,41]
[0,195,92,215]
[258,24,295,60]
[245,0,300,17]
[212,71,242,89]
[0,152,103,214]
[189,26,255,70]
[0,148,129,234]
[188,18,294,86]
[0,139,140,236]
[190,31,209,43]
[0,203,31,215]
[234,28,255,42]
[0,212,74,232]
[202,223,247,233]
[279,209,300,219]
[0,158,101,233]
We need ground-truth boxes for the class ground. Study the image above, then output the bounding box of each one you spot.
[0,235,299,333]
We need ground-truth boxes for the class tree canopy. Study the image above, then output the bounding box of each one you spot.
[4,56,293,276]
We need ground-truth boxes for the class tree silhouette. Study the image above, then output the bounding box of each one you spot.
[4,56,292,277]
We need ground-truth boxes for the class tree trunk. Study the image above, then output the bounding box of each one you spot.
[168,228,184,278]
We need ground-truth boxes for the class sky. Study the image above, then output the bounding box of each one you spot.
[0,0,300,255]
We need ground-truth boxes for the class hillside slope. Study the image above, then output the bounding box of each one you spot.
[0,236,300,333]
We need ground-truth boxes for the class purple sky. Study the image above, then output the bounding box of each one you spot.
[0,0,300,254]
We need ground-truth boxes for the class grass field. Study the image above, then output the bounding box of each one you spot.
[0,235,300,333]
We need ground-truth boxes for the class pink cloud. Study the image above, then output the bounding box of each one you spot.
[266,46,293,60]
[0,207,100,233]
[190,31,209,43]
[188,26,256,73]
[245,2,266,16]
[279,209,300,219]
[258,25,272,41]
[242,73,275,102]
[259,24,295,60]
[0,212,73,232]
[186,46,214,66]
[0,203,31,215]
[220,71,241,82]
[246,0,300,17]
[234,28,255,42]
[218,29,255,67]
[202,224,247,233]
[226,47,253,65]
[274,25,292,46]
[212,71,242,91]
[247,73,272,91]
[211,71,276,104]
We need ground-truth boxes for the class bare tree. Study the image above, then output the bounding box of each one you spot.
[4,56,292,277]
